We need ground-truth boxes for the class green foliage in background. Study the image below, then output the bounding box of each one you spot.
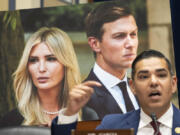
[2,11,21,31]
[20,0,146,32]
[0,11,25,118]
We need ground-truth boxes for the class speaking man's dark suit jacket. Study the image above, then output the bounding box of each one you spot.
[83,69,134,120]
[51,104,180,135]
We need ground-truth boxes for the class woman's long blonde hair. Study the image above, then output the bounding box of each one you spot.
[13,27,81,125]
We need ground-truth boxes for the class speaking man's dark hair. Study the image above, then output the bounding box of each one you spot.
[131,49,174,80]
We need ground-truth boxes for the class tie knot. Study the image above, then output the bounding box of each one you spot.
[150,121,161,128]
[118,81,126,90]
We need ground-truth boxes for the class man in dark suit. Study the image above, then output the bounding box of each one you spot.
[83,1,139,120]
[51,50,180,135]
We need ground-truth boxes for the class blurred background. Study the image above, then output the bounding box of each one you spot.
[0,0,91,11]
[0,0,177,118]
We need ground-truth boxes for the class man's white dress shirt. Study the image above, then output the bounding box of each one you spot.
[138,104,173,135]
[93,63,139,113]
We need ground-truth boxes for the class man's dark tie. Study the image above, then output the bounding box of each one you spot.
[118,81,134,112]
[150,121,161,135]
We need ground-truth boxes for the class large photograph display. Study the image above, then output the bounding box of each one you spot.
[0,0,177,127]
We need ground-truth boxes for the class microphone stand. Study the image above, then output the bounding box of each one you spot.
[150,113,160,135]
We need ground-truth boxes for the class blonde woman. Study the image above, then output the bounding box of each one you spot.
[0,27,100,127]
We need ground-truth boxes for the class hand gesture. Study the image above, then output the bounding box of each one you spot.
[65,81,101,116]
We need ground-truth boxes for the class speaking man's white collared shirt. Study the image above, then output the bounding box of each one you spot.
[93,63,139,113]
[138,104,173,135]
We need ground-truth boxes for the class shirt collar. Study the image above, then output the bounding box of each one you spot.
[139,108,152,129]
[158,103,173,128]
[93,63,128,88]
[138,104,173,129]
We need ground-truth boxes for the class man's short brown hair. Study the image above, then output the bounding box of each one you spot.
[85,1,133,41]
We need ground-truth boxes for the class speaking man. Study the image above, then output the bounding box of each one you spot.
[51,50,180,135]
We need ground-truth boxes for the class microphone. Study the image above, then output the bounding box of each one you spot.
[150,113,160,135]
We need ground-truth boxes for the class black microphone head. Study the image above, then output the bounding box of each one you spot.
[150,112,157,121]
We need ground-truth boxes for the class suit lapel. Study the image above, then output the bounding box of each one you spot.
[172,105,180,135]
[85,69,111,96]
[125,110,140,135]
[85,69,123,114]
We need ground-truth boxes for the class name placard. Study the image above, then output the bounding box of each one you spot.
[71,129,134,135]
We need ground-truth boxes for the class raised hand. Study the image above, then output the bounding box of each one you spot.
[65,81,101,116]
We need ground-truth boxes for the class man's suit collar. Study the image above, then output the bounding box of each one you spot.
[136,105,180,135]
[124,109,140,135]
[85,69,111,97]
[125,106,180,135]
[93,63,128,88]
[85,69,123,114]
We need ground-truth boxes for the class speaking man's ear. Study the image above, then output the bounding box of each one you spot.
[171,75,177,94]
[129,79,136,95]
[88,37,101,53]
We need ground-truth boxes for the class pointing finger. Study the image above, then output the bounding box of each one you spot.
[82,81,101,87]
